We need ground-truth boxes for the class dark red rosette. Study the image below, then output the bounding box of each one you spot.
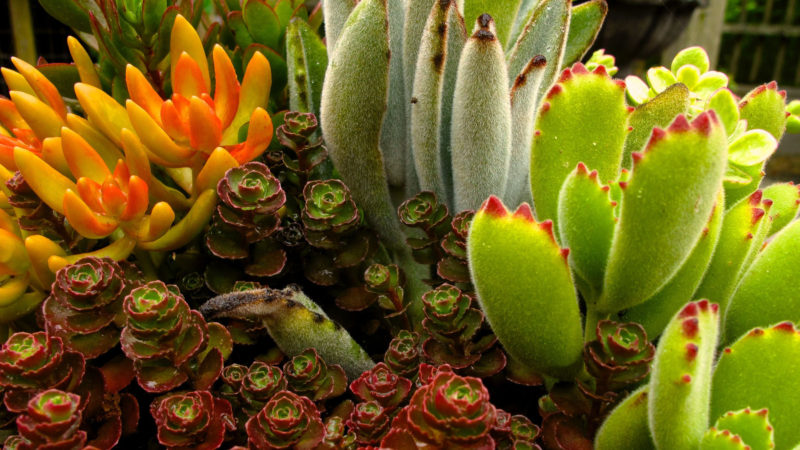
[151,390,235,450]
[245,390,324,450]
[0,332,84,412]
[384,330,421,379]
[283,349,346,402]
[10,389,87,450]
[349,363,412,410]
[437,210,474,284]
[381,365,497,449]
[583,320,655,391]
[43,257,127,358]
[240,362,287,415]
[346,401,392,445]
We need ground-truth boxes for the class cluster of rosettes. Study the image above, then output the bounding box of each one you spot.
[397,192,474,286]
[383,330,422,379]
[3,389,85,450]
[43,257,141,358]
[120,281,232,392]
[421,284,506,377]
[492,410,542,450]
[301,179,375,287]
[347,362,413,445]
[207,162,287,274]
[219,361,287,419]
[151,390,235,450]
[284,349,347,401]
[584,320,656,391]
[277,112,329,180]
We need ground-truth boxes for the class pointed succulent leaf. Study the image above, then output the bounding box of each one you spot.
[563,0,608,65]
[468,196,583,378]
[724,219,800,342]
[8,91,64,140]
[286,19,328,118]
[451,15,512,211]
[320,0,406,251]
[595,386,654,450]
[381,0,408,188]
[599,112,728,313]
[739,82,787,141]
[707,88,740,136]
[137,189,217,251]
[507,0,569,98]
[622,83,690,170]
[461,0,523,47]
[13,147,75,214]
[712,322,800,449]
[506,55,547,207]
[649,300,720,450]
[557,162,615,301]
[694,191,771,314]
[761,182,800,236]
[411,0,466,203]
[710,408,775,450]
[403,0,438,108]
[199,286,375,379]
[620,191,724,338]
[322,0,358,53]
[530,63,629,226]
[700,429,750,450]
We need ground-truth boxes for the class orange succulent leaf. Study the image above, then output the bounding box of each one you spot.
[67,36,102,89]
[0,209,19,235]
[61,127,112,182]
[212,45,240,129]
[173,52,208,99]
[24,234,65,290]
[133,201,175,242]
[100,177,128,217]
[126,100,193,166]
[14,147,75,213]
[0,98,28,131]
[188,96,223,153]
[41,137,70,176]
[0,228,31,276]
[0,274,31,309]
[222,51,271,145]
[74,82,132,146]
[120,175,149,221]
[76,177,105,212]
[194,147,238,193]
[138,188,217,251]
[9,91,65,139]
[120,129,191,210]
[63,189,119,239]
[1,68,35,96]
[125,65,164,124]
[65,113,125,167]
[10,57,67,119]
[230,107,273,164]
[170,15,210,94]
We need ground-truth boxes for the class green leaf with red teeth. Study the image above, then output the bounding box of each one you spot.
[761,182,800,237]
[529,63,629,227]
[694,190,772,315]
[649,300,720,450]
[711,323,800,449]
[557,162,616,302]
[724,218,800,343]
[467,196,583,379]
[709,408,775,450]
[598,111,728,313]
[739,81,788,142]
[595,386,655,450]
[619,190,724,339]
[700,429,751,450]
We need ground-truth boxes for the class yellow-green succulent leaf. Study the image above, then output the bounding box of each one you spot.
[761,182,800,236]
[563,0,607,65]
[595,386,655,450]
[739,82,788,142]
[710,408,775,450]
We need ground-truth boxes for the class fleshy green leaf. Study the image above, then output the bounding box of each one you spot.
[319,0,406,252]
[286,19,328,118]
[649,300,720,450]
[727,129,777,167]
[762,182,800,236]
[595,386,654,450]
[711,408,775,450]
[739,82,788,141]
[468,196,583,379]
[620,190,724,338]
[199,286,375,379]
[451,15,512,211]
[381,0,408,188]
[712,322,800,449]
[598,112,728,313]
[622,83,690,170]
[646,66,677,94]
[724,218,800,342]
[320,0,358,53]
[530,63,628,227]
[243,0,281,49]
[671,46,710,74]
[707,88,740,136]
[563,0,607,65]
[700,429,750,450]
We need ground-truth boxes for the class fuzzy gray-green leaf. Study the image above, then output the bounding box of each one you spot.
[321,0,358,53]
[381,0,408,187]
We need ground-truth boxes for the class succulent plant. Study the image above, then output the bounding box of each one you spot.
[277,112,329,181]
[347,400,392,445]
[349,362,412,410]
[383,330,422,379]
[583,320,655,391]
[151,390,235,449]
[120,281,232,392]
[245,390,325,450]
[5,389,86,450]
[239,361,288,415]
[381,364,497,449]
[283,348,347,402]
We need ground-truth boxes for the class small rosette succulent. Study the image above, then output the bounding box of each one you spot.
[382,365,497,449]
[7,389,86,450]
[151,390,235,450]
[492,410,542,450]
[302,179,361,248]
[364,263,405,315]
[278,112,328,176]
[240,362,288,416]
[283,348,346,402]
[121,281,232,392]
[421,284,506,377]
[245,390,325,450]
[43,257,129,358]
[583,320,655,391]
[437,210,474,285]
[398,192,452,265]
[346,401,392,445]
[318,415,357,450]
[349,362,412,410]
[0,332,84,412]
[383,330,421,379]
